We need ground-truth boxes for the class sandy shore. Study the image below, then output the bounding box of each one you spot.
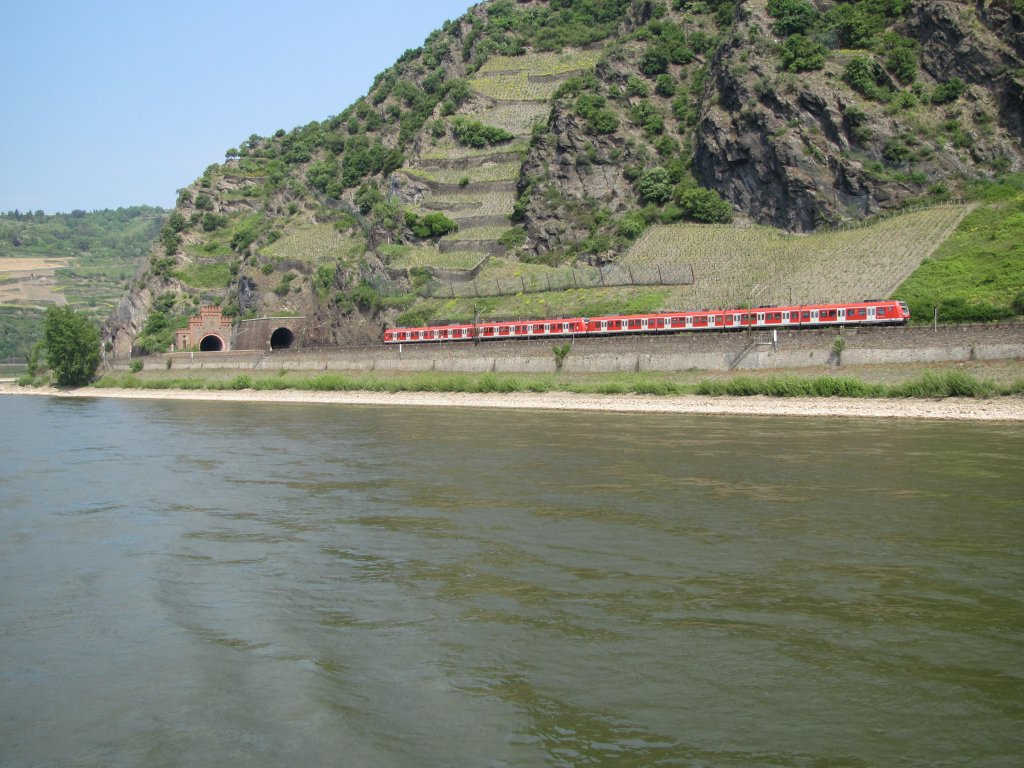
[2,381,1022,420]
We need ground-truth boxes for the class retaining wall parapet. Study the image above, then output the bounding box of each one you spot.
[118,323,1021,375]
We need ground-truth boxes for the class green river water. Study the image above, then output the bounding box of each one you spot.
[0,395,1021,767]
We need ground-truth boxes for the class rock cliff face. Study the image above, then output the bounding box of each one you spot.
[909,0,1024,140]
[691,1,1023,231]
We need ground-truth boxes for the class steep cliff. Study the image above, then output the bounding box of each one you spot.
[104,0,1024,356]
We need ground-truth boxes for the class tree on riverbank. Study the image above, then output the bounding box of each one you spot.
[42,306,100,386]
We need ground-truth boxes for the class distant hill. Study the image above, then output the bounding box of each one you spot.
[0,207,165,358]
[101,0,1024,357]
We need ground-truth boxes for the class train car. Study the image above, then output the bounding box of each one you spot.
[382,300,909,344]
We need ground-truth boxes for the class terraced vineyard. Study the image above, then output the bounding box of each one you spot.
[261,224,365,265]
[392,203,974,324]
[406,162,521,186]
[399,48,602,278]
[380,245,486,272]
[622,204,973,309]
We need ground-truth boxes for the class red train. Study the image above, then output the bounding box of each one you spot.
[382,299,910,344]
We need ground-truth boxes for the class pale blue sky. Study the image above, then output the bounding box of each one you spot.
[1,0,472,214]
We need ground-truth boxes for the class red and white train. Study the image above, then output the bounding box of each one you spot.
[383,299,910,344]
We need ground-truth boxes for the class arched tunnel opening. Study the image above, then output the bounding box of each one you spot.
[270,327,294,350]
[199,335,224,352]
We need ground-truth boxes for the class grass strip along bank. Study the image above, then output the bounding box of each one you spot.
[87,370,1024,399]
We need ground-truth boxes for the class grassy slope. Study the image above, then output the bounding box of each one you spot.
[893,182,1024,322]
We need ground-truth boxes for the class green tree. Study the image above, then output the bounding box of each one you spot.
[780,34,827,72]
[767,0,818,36]
[42,306,100,386]
[637,167,673,204]
[676,187,733,223]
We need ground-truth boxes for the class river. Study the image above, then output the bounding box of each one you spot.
[0,395,1021,767]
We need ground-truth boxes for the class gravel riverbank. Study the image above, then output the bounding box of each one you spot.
[3,381,1022,421]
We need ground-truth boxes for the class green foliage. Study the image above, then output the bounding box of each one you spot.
[354,183,384,215]
[0,308,44,360]
[894,187,1024,322]
[461,0,630,56]
[553,342,571,371]
[350,282,382,313]
[696,375,882,397]
[639,45,670,76]
[843,55,886,100]
[694,371,1013,399]
[676,187,733,222]
[575,92,619,134]
[767,0,818,36]
[407,212,458,239]
[341,135,404,188]
[450,117,514,147]
[42,306,100,386]
[637,167,674,204]
[780,34,827,71]
[201,212,226,232]
[159,225,181,255]
[229,214,267,253]
[306,156,340,195]
[628,100,665,136]
[931,78,966,104]
[883,39,918,85]
[824,2,889,49]
[273,271,298,296]
[616,211,648,239]
[654,73,678,97]
[313,262,337,302]
[627,75,650,98]
[499,227,528,249]
[174,263,232,288]
[395,305,435,328]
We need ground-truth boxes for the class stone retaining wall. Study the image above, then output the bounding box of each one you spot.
[133,323,1023,374]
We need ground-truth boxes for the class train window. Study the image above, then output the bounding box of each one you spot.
[802,312,810,319]
[877,308,886,315]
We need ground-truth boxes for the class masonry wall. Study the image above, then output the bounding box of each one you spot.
[133,323,1023,375]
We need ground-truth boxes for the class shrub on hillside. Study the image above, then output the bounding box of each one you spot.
[780,34,827,71]
[450,117,514,148]
[767,0,819,36]
[676,187,733,223]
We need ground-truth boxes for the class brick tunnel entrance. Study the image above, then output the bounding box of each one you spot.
[270,327,294,350]
[199,334,224,352]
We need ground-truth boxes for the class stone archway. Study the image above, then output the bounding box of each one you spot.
[199,334,224,352]
[270,327,294,350]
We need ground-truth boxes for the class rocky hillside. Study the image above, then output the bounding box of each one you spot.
[105,0,1024,356]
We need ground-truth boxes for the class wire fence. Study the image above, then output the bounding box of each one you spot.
[370,262,695,299]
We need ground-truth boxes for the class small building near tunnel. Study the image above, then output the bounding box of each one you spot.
[173,306,234,352]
